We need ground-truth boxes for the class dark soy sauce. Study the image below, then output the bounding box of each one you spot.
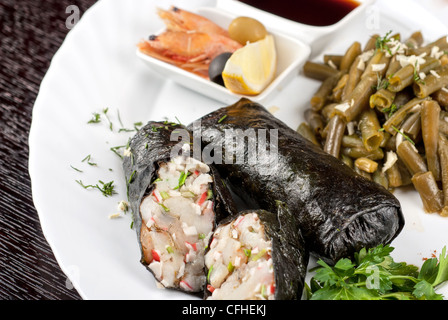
[238,0,360,26]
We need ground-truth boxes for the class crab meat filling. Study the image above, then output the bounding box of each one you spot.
[204,212,275,300]
[139,156,215,291]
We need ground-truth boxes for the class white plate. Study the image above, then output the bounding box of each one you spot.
[137,7,311,105]
[29,0,448,300]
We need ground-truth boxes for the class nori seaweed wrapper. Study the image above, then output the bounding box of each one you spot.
[189,98,405,264]
[204,201,309,300]
[122,121,237,291]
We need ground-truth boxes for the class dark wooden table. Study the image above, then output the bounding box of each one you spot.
[0,0,97,300]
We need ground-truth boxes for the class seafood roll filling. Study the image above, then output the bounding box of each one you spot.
[205,212,275,300]
[139,156,215,292]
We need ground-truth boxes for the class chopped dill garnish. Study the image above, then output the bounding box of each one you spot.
[102,107,113,131]
[70,165,83,172]
[87,112,101,124]
[375,30,393,55]
[382,103,399,118]
[110,145,126,159]
[413,62,426,85]
[82,154,97,166]
[218,115,228,123]
[76,179,117,197]
[374,74,390,91]
[391,125,415,145]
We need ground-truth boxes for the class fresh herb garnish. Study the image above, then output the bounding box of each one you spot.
[381,103,398,118]
[374,74,389,91]
[70,165,83,172]
[110,145,126,159]
[375,30,393,55]
[391,125,415,145]
[82,154,97,166]
[218,115,228,123]
[76,179,117,197]
[87,112,101,124]
[102,108,113,131]
[307,244,448,300]
[413,62,426,85]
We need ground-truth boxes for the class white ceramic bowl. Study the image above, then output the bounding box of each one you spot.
[136,6,311,105]
[216,0,376,55]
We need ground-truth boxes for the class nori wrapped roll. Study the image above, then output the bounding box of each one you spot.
[204,202,308,300]
[190,98,405,264]
[123,121,236,293]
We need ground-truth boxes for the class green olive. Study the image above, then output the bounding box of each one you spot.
[228,16,267,45]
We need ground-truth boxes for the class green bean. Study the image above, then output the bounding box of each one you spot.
[342,134,364,148]
[323,115,346,158]
[383,134,397,151]
[340,41,362,72]
[385,55,402,79]
[321,103,338,122]
[340,154,354,169]
[440,117,448,135]
[369,88,396,111]
[421,100,441,180]
[359,108,384,151]
[382,97,430,135]
[432,88,448,109]
[391,87,414,107]
[354,157,378,173]
[397,158,413,186]
[409,35,448,56]
[396,140,427,175]
[304,109,325,135]
[413,65,448,98]
[363,34,379,52]
[385,161,402,188]
[331,73,349,102]
[354,166,372,180]
[324,55,343,69]
[341,145,384,160]
[334,74,377,122]
[388,57,441,92]
[411,171,444,214]
[311,72,342,111]
[361,50,391,79]
[303,61,339,81]
[341,55,363,101]
[373,165,389,189]
[400,110,421,141]
[297,122,320,146]
[438,133,448,215]
[405,31,424,51]
[380,131,392,148]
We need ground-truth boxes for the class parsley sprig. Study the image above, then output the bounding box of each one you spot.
[307,244,448,300]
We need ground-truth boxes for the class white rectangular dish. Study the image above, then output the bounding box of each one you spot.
[216,0,376,55]
[136,6,311,105]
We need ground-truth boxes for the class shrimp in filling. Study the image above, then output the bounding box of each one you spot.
[204,212,275,300]
[139,156,215,292]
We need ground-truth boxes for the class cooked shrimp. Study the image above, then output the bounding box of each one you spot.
[139,31,241,78]
[157,6,229,37]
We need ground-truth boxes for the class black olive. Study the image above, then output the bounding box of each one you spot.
[208,52,233,86]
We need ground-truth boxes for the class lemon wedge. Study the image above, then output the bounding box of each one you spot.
[222,34,276,95]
